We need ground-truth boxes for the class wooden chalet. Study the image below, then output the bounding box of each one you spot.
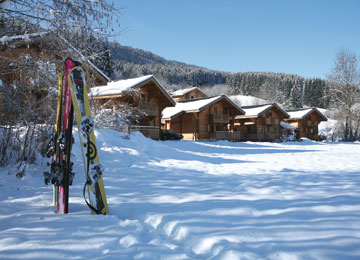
[170,87,207,101]
[162,95,245,141]
[0,32,110,86]
[234,103,289,142]
[284,108,327,140]
[90,75,176,140]
[0,32,110,124]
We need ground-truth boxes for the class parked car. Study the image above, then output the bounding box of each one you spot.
[160,130,183,140]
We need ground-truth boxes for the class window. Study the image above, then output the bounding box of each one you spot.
[213,107,217,115]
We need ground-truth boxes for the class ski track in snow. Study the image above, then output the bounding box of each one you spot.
[0,129,360,259]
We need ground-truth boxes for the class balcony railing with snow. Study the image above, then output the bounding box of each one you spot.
[139,100,157,117]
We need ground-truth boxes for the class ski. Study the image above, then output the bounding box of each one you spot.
[44,70,64,205]
[66,58,109,215]
[55,59,76,214]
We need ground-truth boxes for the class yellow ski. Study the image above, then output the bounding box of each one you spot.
[66,58,109,215]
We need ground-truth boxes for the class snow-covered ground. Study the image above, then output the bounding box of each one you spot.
[0,129,359,260]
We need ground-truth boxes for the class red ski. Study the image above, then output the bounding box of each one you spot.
[57,59,76,214]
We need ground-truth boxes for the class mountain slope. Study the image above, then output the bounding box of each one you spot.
[109,43,331,109]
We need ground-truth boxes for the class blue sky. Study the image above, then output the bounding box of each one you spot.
[113,0,360,79]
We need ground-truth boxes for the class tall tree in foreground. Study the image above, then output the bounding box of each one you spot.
[327,48,360,141]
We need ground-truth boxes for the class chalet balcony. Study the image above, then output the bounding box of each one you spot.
[306,120,316,126]
[210,114,230,124]
[265,118,279,125]
[139,100,157,117]
[129,125,160,140]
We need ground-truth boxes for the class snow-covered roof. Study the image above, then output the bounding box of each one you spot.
[162,95,244,119]
[170,87,205,97]
[230,95,269,107]
[90,75,175,105]
[235,103,289,119]
[163,96,221,119]
[287,108,313,119]
[242,104,273,116]
[287,108,327,121]
[90,75,154,97]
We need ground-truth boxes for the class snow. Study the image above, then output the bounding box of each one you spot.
[162,96,222,118]
[230,95,269,106]
[287,108,314,119]
[242,104,273,116]
[0,0,10,10]
[0,32,49,45]
[1,128,360,259]
[171,87,203,96]
[90,75,154,97]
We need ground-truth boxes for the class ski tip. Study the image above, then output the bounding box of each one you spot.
[65,58,81,67]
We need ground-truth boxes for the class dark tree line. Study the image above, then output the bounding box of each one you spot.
[110,43,331,109]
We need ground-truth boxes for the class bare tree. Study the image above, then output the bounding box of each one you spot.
[327,48,360,141]
[0,0,121,37]
[1,0,122,74]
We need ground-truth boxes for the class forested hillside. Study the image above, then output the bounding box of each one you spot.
[110,42,331,109]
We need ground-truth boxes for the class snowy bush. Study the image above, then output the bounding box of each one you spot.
[94,102,144,133]
[0,124,54,177]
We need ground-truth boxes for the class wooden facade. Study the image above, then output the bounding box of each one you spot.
[170,87,207,101]
[284,108,327,140]
[162,95,245,141]
[234,104,290,142]
[0,32,109,86]
[0,32,109,124]
[91,75,175,140]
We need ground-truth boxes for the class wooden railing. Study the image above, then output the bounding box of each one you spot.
[129,125,160,140]
[229,131,242,141]
[139,100,157,117]
[210,131,241,141]
[212,131,229,140]
[246,133,276,141]
[210,114,229,124]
